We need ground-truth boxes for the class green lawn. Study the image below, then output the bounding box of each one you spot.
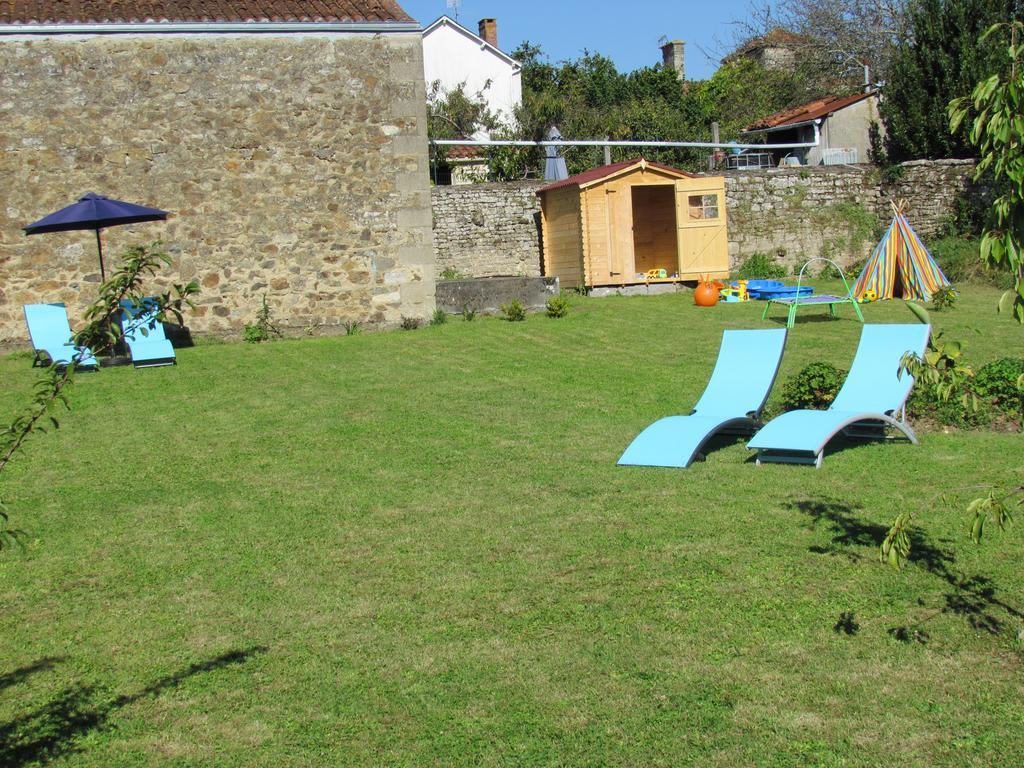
[1,283,1021,766]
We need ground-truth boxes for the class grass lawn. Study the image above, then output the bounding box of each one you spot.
[1,282,1022,766]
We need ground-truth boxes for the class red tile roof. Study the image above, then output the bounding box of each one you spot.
[744,91,877,132]
[0,1,413,24]
[536,158,696,193]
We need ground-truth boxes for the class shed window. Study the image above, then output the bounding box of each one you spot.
[688,194,720,220]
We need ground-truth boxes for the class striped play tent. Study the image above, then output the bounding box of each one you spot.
[853,201,951,301]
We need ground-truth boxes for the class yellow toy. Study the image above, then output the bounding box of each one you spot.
[858,289,878,303]
[645,268,668,280]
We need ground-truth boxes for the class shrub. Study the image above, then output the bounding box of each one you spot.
[461,304,477,322]
[930,285,958,311]
[500,298,526,322]
[344,320,362,336]
[400,316,422,330]
[438,266,465,281]
[734,252,788,280]
[430,308,448,326]
[780,362,847,411]
[930,236,1013,288]
[244,294,281,343]
[974,357,1024,417]
[545,294,570,318]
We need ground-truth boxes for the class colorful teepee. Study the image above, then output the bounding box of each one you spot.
[853,201,951,301]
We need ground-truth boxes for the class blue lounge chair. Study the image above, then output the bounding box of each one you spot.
[748,323,930,468]
[22,303,99,370]
[618,328,788,468]
[120,298,176,368]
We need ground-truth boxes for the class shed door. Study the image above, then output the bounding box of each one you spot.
[675,179,728,276]
[606,181,634,280]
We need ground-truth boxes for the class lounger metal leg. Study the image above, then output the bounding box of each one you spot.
[852,299,865,323]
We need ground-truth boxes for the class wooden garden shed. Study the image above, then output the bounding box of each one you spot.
[537,158,729,288]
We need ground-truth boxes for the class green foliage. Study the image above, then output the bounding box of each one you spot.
[0,242,197,549]
[400,316,422,331]
[930,285,959,311]
[438,266,465,281]
[780,362,847,411]
[430,308,448,326]
[733,252,788,280]
[900,324,987,426]
[461,304,478,322]
[949,20,1024,323]
[344,320,362,336]
[545,294,570,318]
[244,295,281,344]
[882,0,1021,162]
[500,298,527,322]
[974,357,1024,416]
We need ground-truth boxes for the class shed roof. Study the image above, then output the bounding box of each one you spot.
[0,1,413,24]
[743,91,877,132]
[536,158,696,194]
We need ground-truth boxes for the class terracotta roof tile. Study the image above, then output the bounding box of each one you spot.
[744,91,877,131]
[537,158,696,194]
[0,1,414,24]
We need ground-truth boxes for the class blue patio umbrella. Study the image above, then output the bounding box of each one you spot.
[24,192,169,282]
[544,126,569,182]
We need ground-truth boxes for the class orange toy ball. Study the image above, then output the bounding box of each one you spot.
[694,282,719,307]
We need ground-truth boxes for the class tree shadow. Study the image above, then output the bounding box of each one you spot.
[0,646,267,766]
[0,657,65,694]
[787,496,1023,641]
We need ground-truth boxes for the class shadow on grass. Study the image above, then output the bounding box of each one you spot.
[787,497,1024,641]
[0,646,267,766]
[0,657,65,694]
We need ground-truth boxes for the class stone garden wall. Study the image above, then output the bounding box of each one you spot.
[430,159,977,278]
[0,31,433,345]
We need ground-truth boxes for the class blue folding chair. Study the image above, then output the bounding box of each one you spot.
[748,323,930,468]
[618,328,788,468]
[120,298,176,368]
[22,303,99,370]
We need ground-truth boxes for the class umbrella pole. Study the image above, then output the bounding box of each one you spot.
[95,229,106,283]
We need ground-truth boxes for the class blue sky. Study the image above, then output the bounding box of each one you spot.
[399,0,762,80]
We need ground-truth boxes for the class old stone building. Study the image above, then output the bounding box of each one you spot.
[0,0,434,344]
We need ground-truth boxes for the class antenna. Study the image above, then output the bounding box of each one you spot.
[446,0,462,21]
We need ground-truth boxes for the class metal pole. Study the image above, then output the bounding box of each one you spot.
[95,229,105,282]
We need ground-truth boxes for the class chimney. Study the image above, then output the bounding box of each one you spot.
[478,18,498,48]
[661,40,686,81]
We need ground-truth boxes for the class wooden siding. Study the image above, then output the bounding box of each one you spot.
[540,187,583,286]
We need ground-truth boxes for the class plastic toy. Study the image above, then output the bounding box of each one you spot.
[858,289,878,303]
[719,288,749,303]
[645,268,668,280]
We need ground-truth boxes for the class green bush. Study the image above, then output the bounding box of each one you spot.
[780,362,847,411]
[930,285,958,311]
[974,357,1024,417]
[430,308,448,326]
[545,294,570,318]
[930,236,1014,288]
[344,320,362,336]
[734,252,788,280]
[244,295,281,343]
[500,298,527,322]
[461,304,477,322]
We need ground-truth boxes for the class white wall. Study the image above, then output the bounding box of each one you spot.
[422,19,521,132]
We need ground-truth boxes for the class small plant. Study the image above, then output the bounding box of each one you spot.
[438,266,465,281]
[500,298,527,322]
[400,316,422,330]
[244,294,282,343]
[430,308,448,326]
[930,285,958,312]
[974,357,1024,418]
[900,325,986,427]
[545,294,570,318]
[780,362,847,411]
[343,320,362,336]
[734,252,788,280]
[461,304,478,321]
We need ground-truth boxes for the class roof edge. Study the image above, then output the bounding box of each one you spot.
[422,15,521,71]
[0,21,422,36]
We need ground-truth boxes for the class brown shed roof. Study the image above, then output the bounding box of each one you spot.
[744,91,877,132]
[0,1,414,24]
[536,158,696,194]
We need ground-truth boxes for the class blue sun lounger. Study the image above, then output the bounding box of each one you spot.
[22,303,99,370]
[120,298,176,368]
[748,323,930,468]
[618,328,788,468]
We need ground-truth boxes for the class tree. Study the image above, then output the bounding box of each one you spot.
[0,243,198,549]
[881,0,1023,162]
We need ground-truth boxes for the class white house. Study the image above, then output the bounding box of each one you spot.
[422,16,522,130]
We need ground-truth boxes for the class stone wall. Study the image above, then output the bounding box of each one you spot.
[431,182,545,278]
[0,31,433,345]
[430,160,976,278]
